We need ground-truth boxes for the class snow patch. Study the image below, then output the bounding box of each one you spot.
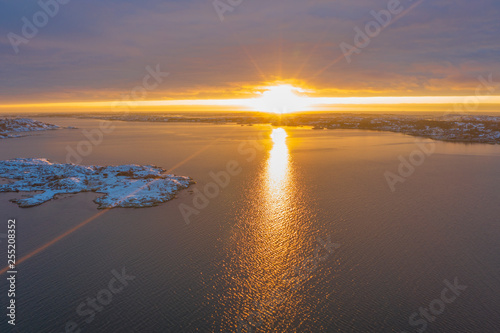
[0,158,194,208]
[0,118,60,139]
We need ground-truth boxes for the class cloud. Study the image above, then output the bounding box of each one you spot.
[0,0,499,103]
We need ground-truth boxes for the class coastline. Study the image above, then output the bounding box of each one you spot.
[27,112,500,145]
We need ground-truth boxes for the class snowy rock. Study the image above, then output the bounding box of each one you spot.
[0,118,60,139]
[0,158,194,208]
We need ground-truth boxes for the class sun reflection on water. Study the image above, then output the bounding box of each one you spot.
[267,128,290,193]
[215,127,316,331]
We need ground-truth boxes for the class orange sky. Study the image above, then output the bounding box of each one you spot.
[1,1,500,112]
[2,86,500,114]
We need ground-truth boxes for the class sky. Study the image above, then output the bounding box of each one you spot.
[1,0,500,111]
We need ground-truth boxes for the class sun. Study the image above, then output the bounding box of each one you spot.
[248,84,312,114]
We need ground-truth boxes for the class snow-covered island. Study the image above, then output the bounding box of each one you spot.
[0,158,194,208]
[0,118,60,139]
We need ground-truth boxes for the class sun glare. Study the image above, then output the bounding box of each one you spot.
[248,84,312,114]
[268,128,289,183]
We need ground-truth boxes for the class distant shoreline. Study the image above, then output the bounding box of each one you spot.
[24,112,500,145]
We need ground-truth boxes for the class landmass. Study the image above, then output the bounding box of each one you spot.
[0,118,60,139]
[34,111,500,144]
[0,158,194,208]
[304,114,500,144]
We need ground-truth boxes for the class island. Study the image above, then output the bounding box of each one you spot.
[0,118,60,139]
[36,111,500,144]
[0,158,194,208]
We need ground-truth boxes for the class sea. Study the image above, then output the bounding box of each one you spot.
[0,117,499,332]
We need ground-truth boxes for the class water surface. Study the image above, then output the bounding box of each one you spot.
[0,118,499,332]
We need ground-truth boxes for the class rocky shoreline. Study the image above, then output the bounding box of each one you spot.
[64,112,500,145]
[0,118,60,139]
[0,158,194,208]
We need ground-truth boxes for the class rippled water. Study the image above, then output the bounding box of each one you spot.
[0,118,500,332]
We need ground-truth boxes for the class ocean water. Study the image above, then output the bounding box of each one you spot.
[0,117,499,332]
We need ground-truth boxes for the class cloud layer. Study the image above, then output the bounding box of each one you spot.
[1,0,499,103]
